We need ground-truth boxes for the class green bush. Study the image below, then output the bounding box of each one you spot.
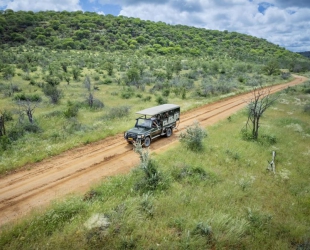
[135,159,167,193]
[44,75,60,86]
[0,135,11,151]
[103,78,113,84]
[105,106,130,119]
[171,164,208,184]
[121,90,134,99]
[162,88,170,97]
[1,110,13,121]
[42,84,62,104]
[261,134,277,145]
[8,126,24,141]
[14,93,42,102]
[304,103,310,115]
[133,143,169,193]
[179,121,207,151]
[156,95,168,105]
[24,123,40,133]
[91,99,104,109]
[241,128,254,141]
[64,101,79,118]
[142,96,152,102]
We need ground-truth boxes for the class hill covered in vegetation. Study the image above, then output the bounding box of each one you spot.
[0,10,309,68]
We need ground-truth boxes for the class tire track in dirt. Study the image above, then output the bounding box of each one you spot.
[0,75,307,229]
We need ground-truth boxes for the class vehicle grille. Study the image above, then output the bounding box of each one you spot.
[126,133,137,140]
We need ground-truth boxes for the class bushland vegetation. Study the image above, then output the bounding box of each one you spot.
[0,10,309,174]
[0,82,309,249]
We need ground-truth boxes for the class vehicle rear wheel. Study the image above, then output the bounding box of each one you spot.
[144,137,151,147]
[166,127,172,137]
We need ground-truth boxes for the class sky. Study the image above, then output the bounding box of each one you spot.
[1,0,309,52]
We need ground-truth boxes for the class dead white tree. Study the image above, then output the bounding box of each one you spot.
[245,85,277,140]
[267,151,276,174]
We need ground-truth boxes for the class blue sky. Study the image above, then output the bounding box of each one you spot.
[1,0,309,52]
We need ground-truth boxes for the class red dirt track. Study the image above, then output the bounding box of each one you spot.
[0,75,307,229]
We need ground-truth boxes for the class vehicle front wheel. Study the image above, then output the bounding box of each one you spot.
[166,127,172,137]
[144,137,151,147]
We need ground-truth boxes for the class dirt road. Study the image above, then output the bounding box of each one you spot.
[0,75,307,229]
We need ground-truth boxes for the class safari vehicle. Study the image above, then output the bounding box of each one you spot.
[124,104,180,147]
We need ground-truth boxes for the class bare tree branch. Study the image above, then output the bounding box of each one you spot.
[16,99,39,124]
[244,85,277,139]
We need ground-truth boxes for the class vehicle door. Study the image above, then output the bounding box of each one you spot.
[150,119,161,138]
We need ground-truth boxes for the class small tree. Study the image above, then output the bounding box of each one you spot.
[64,73,71,85]
[244,85,276,140]
[72,67,80,81]
[262,60,280,76]
[43,84,62,104]
[104,62,113,76]
[16,100,39,124]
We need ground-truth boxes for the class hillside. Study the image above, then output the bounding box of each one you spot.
[0,10,308,66]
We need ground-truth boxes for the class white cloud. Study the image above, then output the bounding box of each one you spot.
[116,0,310,52]
[6,0,82,12]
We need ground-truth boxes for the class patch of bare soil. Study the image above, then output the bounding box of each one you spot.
[0,75,307,229]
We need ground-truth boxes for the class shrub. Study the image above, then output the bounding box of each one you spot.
[133,142,169,193]
[142,96,152,102]
[91,99,104,109]
[14,93,42,102]
[0,135,11,151]
[93,75,100,81]
[303,103,310,115]
[179,121,207,151]
[8,126,24,141]
[103,78,113,85]
[44,75,60,86]
[171,164,207,183]
[121,89,134,99]
[42,84,62,104]
[106,106,130,119]
[64,101,79,118]
[23,122,41,133]
[1,110,13,121]
[156,95,168,105]
[261,134,277,145]
[162,88,170,97]
[241,128,254,141]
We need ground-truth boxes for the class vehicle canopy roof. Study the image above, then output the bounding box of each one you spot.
[136,104,180,116]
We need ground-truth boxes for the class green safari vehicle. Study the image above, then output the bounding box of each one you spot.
[124,104,180,147]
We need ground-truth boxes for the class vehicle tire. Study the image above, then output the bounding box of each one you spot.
[144,137,151,147]
[166,127,172,137]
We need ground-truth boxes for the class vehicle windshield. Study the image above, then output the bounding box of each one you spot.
[135,118,152,128]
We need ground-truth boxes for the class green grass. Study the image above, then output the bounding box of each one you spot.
[1,84,309,249]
